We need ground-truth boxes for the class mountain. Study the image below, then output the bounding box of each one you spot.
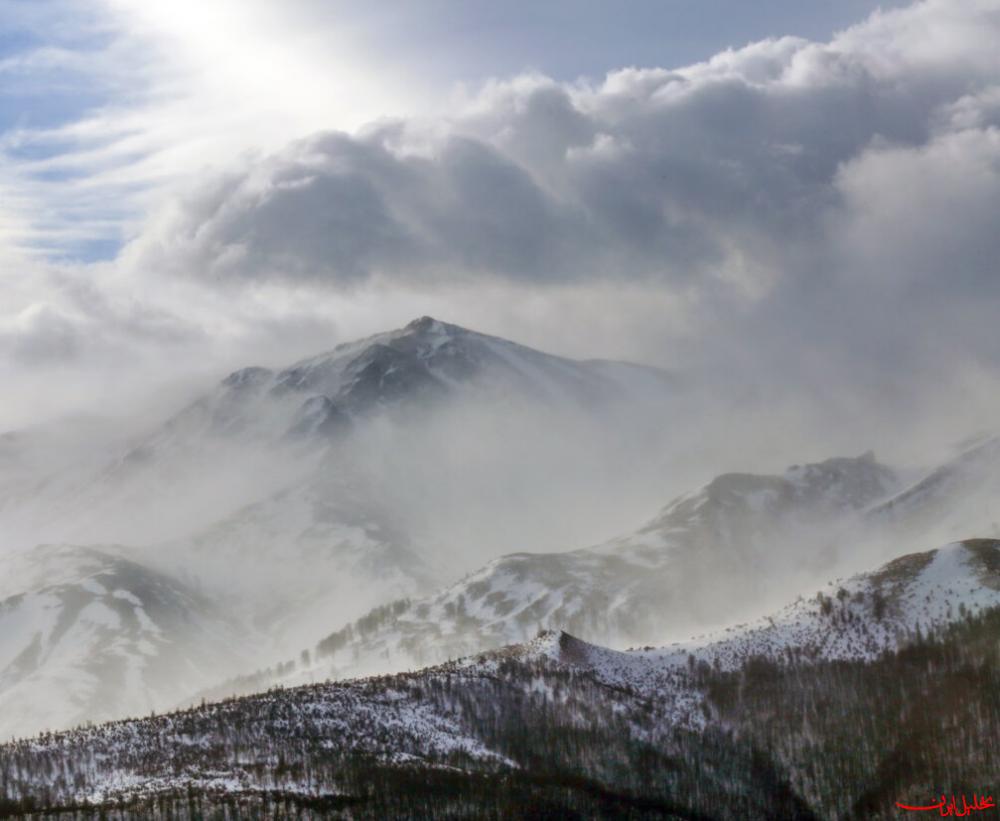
[0,317,679,740]
[135,315,673,452]
[260,315,672,421]
[0,545,243,741]
[0,316,674,550]
[262,452,900,683]
[220,436,1000,693]
[5,316,999,760]
[138,316,676,648]
[869,434,1000,543]
[2,540,996,819]
[574,538,1000,676]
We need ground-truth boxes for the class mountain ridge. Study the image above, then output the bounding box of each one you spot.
[256,451,902,685]
[2,539,996,819]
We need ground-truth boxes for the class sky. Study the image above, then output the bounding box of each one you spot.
[1,0,913,263]
[1,0,999,459]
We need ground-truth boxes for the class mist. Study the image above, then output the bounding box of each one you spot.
[1,0,1000,756]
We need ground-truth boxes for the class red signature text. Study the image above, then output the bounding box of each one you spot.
[896,794,995,816]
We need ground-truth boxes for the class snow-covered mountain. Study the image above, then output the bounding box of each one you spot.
[134,316,676,649]
[869,435,1000,543]
[226,437,1000,692]
[260,315,673,419]
[273,453,901,681]
[134,314,673,453]
[0,316,674,550]
[0,545,243,740]
[4,315,1000,757]
[569,538,1000,685]
[3,539,995,819]
[0,317,678,740]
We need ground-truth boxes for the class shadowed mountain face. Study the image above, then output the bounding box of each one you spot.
[2,541,996,820]
[185,315,674,443]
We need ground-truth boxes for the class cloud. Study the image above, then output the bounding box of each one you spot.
[0,0,425,262]
[6,0,1000,455]
[122,1,1000,301]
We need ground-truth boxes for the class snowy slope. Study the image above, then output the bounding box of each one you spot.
[1,539,995,818]
[273,453,899,682]
[868,435,1000,543]
[0,315,676,563]
[143,314,672,454]
[424,538,1000,735]
[0,545,244,740]
[173,440,1000,701]
[263,315,672,415]
[6,316,1000,756]
[552,539,1000,702]
[0,317,678,741]
[0,316,673,551]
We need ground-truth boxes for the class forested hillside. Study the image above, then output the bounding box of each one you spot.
[2,599,996,818]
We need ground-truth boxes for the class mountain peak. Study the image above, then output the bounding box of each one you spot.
[404,315,450,335]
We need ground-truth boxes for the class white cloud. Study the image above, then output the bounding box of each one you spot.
[121,1,1000,302]
[0,0,426,261]
[3,0,1000,450]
